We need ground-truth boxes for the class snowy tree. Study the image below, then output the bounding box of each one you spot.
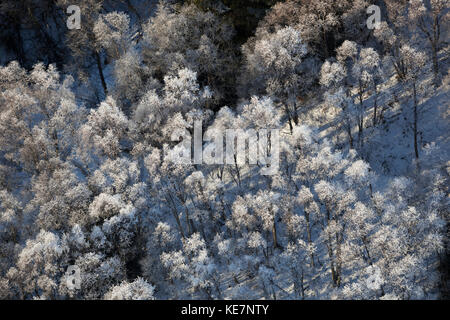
[31,161,91,231]
[408,0,449,84]
[141,222,177,293]
[93,12,132,60]
[142,3,236,107]
[60,252,126,299]
[7,230,68,299]
[112,48,155,110]
[241,27,307,129]
[0,190,23,292]
[104,277,155,300]
[351,47,382,145]
[280,240,312,298]
[321,42,385,149]
[79,97,129,160]
[0,62,86,173]
[131,68,211,147]
[320,51,355,148]
[57,0,108,96]
[399,45,428,160]
[257,0,369,58]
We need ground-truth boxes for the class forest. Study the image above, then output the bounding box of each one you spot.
[0,0,448,300]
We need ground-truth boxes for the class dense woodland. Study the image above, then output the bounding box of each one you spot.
[0,0,449,299]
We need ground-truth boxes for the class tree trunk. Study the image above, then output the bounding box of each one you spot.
[358,87,364,148]
[167,194,185,239]
[432,14,440,85]
[413,82,419,160]
[305,212,315,268]
[326,239,338,287]
[373,83,378,126]
[322,28,329,58]
[95,51,108,96]
[272,215,279,249]
[432,42,439,85]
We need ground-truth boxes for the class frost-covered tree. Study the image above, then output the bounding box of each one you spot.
[57,0,109,96]
[30,161,91,231]
[241,27,307,129]
[0,190,23,294]
[321,41,385,150]
[142,3,236,107]
[161,232,221,299]
[399,45,428,160]
[6,230,68,299]
[104,277,155,300]
[320,58,356,148]
[94,12,132,60]
[131,68,212,146]
[256,0,370,58]
[351,46,382,145]
[112,48,155,111]
[408,0,449,84]
[79,97,129,161]
[0,62,86,173]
